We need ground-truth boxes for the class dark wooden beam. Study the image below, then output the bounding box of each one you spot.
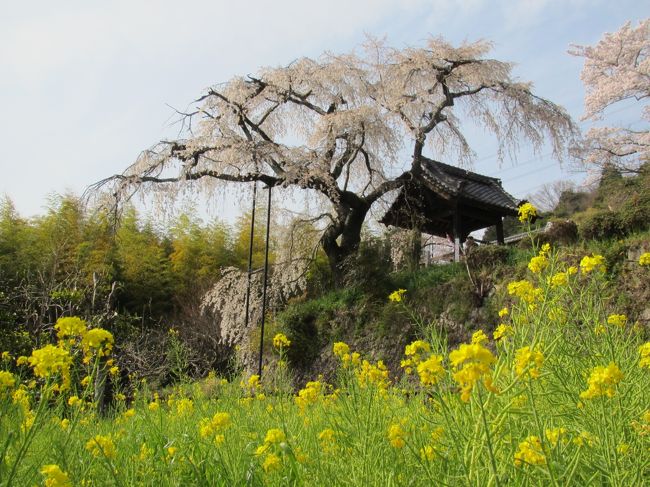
[453,200,461,262]
[496,218,505,245]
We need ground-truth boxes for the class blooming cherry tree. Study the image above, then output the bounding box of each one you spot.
[570,19,650,173]
[99,37,576,280]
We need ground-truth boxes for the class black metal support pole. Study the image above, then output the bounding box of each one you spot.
[257,185,272,378]
[243,183,257,339]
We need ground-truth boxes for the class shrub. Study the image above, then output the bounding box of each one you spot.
[579,210,625,240]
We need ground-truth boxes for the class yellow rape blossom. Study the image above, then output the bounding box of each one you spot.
[417,355,445,387]
[0,370,16,392]
[404,340,431,361]
[507,280,542,305]
[545,427,568,447]
[514,346,544,379]
[85,434,116,459]
[264,428,285,445]
[549,271,569,287]
[387,423,406,448]
[498,307,509,318]
[639,342,650,369]
[40,464,72,487]
[580,254,605,273]
[262,453,281,473]
[471,330,488,345]
[295,381,322,410]
[573,431,598,447]
[28,344,72,390]
[518,202,537,223]
[514,435,546,466]
[272,333,291,350]
[333,342,350,358]
[607,314,627,328]
[356,359,390,391]
[318,428,337,453]
[388,289,407,303]
[81,328,114,356]
[449,342,497,402]
[639,252,650,266]
[493,324,513,342]
[54,316,87,339]
[580,362,624,399]
[528,255,548,274]
[199,412,231,440]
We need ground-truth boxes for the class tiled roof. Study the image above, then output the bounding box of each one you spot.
[420,157,520,212]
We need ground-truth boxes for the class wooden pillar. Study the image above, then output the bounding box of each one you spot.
[496,218,505,245]
[453,206,461,262]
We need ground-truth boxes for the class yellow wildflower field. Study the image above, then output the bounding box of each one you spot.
[1,246,649,486]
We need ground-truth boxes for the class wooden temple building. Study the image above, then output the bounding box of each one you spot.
[380,157,522,262]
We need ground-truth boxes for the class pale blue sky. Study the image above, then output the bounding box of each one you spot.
[0,0,647,221]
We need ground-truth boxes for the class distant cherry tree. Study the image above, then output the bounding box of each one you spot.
[570,19,649,173]
[99,37,576,281]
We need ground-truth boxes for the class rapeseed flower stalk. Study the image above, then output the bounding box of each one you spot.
[639,252,650,266]
[580,362,624,399]
[40,464,72,487]
[517,202,537,223]
[272,333,291,350]
[448,342,497,402]
[514,435,546,466]
[514,346,544,379]
[388,288,407,303]
[579,254,605,274]
[54,316,87,339]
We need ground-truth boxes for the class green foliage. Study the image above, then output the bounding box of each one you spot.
[276,288,363,367]
[553,190,593,217]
